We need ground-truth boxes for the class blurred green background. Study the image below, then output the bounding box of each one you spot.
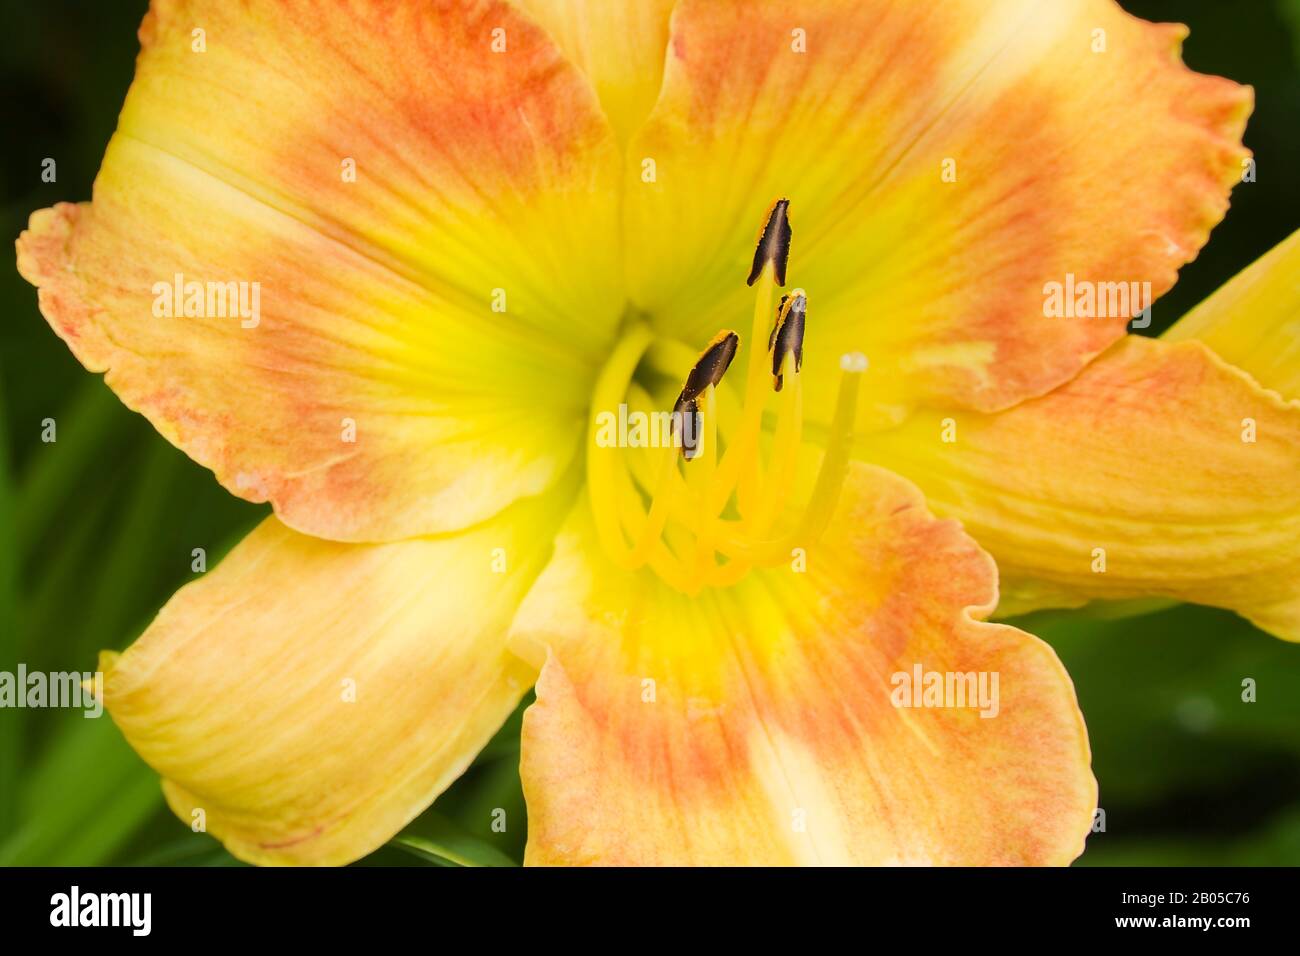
[1,0,1298,867]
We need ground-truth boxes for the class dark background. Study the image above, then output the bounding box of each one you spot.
[0,0,1297,866]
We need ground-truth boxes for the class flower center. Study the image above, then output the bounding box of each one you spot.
[587,200,865,594]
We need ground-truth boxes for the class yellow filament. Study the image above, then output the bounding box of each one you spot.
[707,263,776,518]
[690,386,721,573]
[629,443,678,566]
[709,361,862,565]
[588,322,654,569]
[747,366,803,538]
[589,293,863,593]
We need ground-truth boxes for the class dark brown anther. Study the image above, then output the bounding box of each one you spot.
[746,198,791,287]
[673,330,739,460]
[679,330,740,403]
[768,290,806,392]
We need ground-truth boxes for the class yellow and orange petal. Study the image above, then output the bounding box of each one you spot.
[515,0,678,144]
[625,0,1250,428]
[510,464,1095,865]
[1165,228,1300,400]
[101,481,572,866]
[16,0,624,543]
[870,336,1300,640]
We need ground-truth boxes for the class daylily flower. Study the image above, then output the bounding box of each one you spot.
[14,0,1296,866]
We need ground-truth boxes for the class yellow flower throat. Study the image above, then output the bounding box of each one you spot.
[588,200,866,594]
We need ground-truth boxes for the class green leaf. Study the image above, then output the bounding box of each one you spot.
[1281,0,1300,61]
[0,716,160,866]
[1080,806,1300,867]
[69,439,182,665]
[472,693,529,765]
[122,833,245,867]
[15,379,126,558]
[0,376,20,839]
[389,811,518,867]
[1013,604,1300,866]
[1020,604,1300,808]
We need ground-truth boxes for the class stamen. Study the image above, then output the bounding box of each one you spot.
[622,336,736,582]
[706,254,780,517]
[588,199,866,594]
[746,198,792,288]
[769,290,806,392]
[674,330,738,461]
[680,330,740,404]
